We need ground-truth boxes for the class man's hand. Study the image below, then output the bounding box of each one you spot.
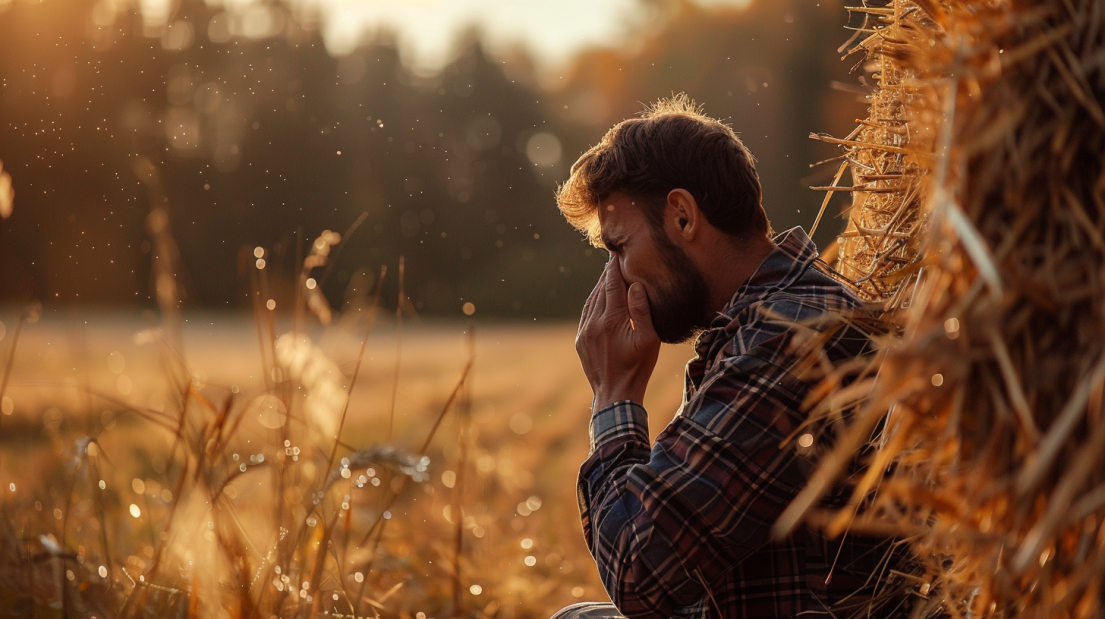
[576,258,661,412]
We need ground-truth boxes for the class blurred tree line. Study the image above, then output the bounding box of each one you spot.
[0,0,860,318]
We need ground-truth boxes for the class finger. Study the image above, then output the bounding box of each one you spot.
[578,266,607,333]
[604,258,628,315]
[580,271,601,320]
[589,265,609,318]
[627,282,656,339]
[592,261,611,319]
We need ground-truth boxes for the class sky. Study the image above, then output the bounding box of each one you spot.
[302,0,754,75]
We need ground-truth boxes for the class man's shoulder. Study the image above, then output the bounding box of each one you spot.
[720,259,871,363]
[766,258,863,314]
[681,260,874,437]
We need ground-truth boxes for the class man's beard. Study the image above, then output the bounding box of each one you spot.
[648,231,711,345]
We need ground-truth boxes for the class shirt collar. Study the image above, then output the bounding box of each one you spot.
[709,226,821,329]
[685,227,820,392]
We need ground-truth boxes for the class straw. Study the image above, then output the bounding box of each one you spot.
[792,1,1105,617]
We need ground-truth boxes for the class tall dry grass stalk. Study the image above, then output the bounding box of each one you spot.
[0,159,14,220]
[0,305,37,470]
[450,330,476,615]
[784,2,1105,617]
[388,256,407,443]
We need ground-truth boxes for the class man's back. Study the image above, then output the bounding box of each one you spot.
[578,228,900,618]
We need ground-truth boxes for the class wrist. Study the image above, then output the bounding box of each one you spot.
[592,387,646,413]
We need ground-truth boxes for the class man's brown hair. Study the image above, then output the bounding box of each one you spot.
[556,94,770,246]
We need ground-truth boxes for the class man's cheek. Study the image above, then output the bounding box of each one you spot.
[619,262,644,290]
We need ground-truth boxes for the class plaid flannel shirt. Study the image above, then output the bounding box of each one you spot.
[578,227,896,619]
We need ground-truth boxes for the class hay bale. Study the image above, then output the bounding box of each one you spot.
[788,1,1105,617]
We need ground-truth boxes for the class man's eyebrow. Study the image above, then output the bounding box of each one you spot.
[601,232,624,249]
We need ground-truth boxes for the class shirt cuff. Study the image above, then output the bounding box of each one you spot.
[589,399,650,454]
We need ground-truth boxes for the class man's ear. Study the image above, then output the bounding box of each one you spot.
[666,189,701,241]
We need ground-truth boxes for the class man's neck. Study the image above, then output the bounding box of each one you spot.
[704,235,776,318]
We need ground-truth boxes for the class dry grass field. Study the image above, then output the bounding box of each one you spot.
[0,309,692,618]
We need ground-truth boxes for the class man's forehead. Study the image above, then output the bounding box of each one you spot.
[596,192,641,232]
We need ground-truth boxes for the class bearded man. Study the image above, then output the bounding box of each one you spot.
[551,97,901,619]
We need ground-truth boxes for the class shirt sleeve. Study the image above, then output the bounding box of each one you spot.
[577,336,812,619]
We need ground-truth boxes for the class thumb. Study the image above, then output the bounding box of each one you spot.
[627,283,655,335]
